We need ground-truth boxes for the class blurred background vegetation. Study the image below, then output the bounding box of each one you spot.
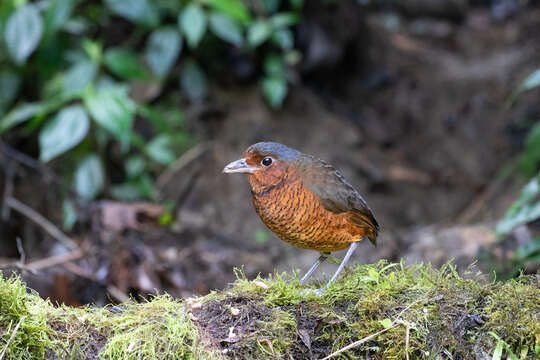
[0,0,539,307]
[0,0,300,203]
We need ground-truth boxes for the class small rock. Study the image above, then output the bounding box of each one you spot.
[230,307,240,316]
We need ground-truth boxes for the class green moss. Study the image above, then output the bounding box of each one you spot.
[232,269,320,306]
[482,276,540,355]
[0,262,538,359]
[95,295,207,360]
[0,273,213,360]
[224,261,539,359]
[0,274,52,359]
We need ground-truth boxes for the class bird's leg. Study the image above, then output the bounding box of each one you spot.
[325,242,359,287]
[299,252,329,285]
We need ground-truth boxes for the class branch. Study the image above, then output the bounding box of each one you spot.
[6,196,78,250]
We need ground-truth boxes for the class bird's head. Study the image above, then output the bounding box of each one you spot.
[223,142,300,190]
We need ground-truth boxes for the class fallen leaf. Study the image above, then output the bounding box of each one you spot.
[298,329,311,350]
[100,201,166,231]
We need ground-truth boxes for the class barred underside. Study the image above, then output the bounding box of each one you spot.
[251,173,371,252]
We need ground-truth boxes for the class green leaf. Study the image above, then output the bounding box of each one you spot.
[0,71,21,106]
[261,76,287,108]
[111,175,154,200]
[488,332,518,360]
[43,0,74,36]
[110,183,143,201]
[270,12,299,28]
[262,0,281,13]
[180,61,208,102]
[104,48,147,80]
[104,0,159,27]
[95,75,119,91]
[492,340,503,360]
[4,4,43,65]
[62,199,77,231]
[514,237,540,260]
[82,39,102,63]
[497,175,540,235]
[248,20,272,47]
[0,102,43,133]
[284,49,301,65]
[63,60,98,97]
[83,87,135,144]
[519,121,540,176]
[209,13,243,46]
[272,28,293,49]
[63,17,89,35]
[125,156,146,178]
[289,0,304,9]
[179,4,207,48]
[74,154,104,199]
[519,69,540,92]
[39,105,90,162]
[497,201,540,235]
[145,27,182,78]
[378,318,393,329]
[507,69,540,107]
[146,134,175,165]
[204,0,251,23]
[263,54,286,77]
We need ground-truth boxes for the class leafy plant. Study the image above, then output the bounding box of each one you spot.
[0,0,304,210]
[497,68,540,274]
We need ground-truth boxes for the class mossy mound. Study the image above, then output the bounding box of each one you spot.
[1,261,538,359]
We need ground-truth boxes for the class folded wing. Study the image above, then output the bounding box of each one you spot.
[295,155,379,245]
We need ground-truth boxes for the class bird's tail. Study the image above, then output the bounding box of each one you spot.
[366,229,378,246]
[352,211,379,246]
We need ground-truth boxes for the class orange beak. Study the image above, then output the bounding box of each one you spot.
[223,158,258,174]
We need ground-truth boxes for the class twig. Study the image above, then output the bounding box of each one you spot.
[1,159,16,221]
[0,249,83,272]
[405,322,410,360]
[25,249,84,271]
[321,324,399,360]
[107,284,131,303]
[395,296,428,321]
[0,141,87,203]
[156,142,210,188]
[257,339,275,357]
[0,141,60,184]
[0,315,27,360]
[6,196,78,250]
[15,237,25,266]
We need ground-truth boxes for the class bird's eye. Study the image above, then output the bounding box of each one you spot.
[261,157,273,166]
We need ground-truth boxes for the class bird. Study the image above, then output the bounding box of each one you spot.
[223,142,379,292]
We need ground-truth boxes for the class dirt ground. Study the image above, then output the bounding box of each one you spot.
[1,1,540,304]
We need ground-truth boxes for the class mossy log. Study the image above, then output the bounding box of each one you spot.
[1,261,539,359]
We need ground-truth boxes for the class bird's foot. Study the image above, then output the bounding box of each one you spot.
[300,288,325,296]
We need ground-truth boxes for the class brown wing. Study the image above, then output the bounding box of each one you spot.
[295,155,379,245]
